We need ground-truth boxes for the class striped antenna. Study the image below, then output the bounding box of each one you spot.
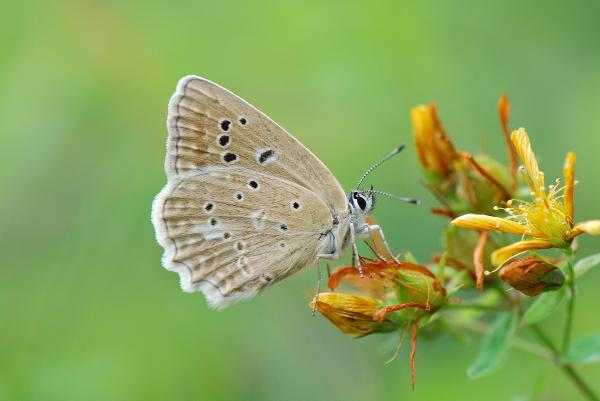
[365,189,421,205]
[355,145,405,189]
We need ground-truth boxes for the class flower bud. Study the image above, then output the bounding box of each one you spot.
[395,263,447,313]
[310,293,397,337]
[411,104,458,180]
[499,257,564,296]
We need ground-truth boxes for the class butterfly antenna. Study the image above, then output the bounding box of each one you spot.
[355,145,405,189]
[365,189,421,205]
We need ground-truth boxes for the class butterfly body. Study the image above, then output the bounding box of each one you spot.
[152,76,395,308]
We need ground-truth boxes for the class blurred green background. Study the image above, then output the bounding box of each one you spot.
[2,1,600,400]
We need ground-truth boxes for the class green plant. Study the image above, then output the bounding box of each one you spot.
[311,96,600,400]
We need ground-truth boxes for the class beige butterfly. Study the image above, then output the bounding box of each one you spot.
[151,76,418,309]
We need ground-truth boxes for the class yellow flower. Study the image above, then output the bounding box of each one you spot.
[310,293,391,337]
[451,128,600,265]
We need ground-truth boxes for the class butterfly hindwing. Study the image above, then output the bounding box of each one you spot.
[152,167,333,308]
[165,75,348,212]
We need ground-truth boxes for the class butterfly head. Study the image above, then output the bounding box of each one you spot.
[348,190,376,215]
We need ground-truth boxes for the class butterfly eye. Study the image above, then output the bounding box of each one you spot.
[354,193,367,211]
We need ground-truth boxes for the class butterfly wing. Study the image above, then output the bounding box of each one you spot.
[165,75,347,213]
[152,167,335,308]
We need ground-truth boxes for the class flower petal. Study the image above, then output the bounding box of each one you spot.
[451,214,528,235]
[491,239,553,266]
[563,151,576,222]
[498,95,518,187]
[411,104,457,177]
[568,220,600,240]
[511,128,545,196]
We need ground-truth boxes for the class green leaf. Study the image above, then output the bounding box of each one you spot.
[520,287,565,326]
[574,252,600,279]
[563,333,600,364]
[467,311,517,379]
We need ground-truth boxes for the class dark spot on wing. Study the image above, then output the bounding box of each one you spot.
[223,153,237,163]
[218,135,230,147]
[220,120,231,131]
[259,149,274,164]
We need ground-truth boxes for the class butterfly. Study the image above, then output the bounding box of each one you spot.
[151,76,418,309]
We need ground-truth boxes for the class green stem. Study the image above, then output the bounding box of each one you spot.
[530,324,559,354]
[563,246,576,354]
[490,282,598,400]
[529,325,599,401]
[512,337,553,360]
[563,365,600,401]
[447,302,510,311]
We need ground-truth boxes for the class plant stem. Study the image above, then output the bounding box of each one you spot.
[563,246,575,354]
[528,324,598,400]
[447,302,510,311]
[562,365,600,401]
[490,282,598,400]
[530,324,558,354]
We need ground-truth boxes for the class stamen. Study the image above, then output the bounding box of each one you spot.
[519,167,536,193]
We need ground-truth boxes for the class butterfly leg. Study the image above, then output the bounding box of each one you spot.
[311,262,322,316]
[326,263,334,291]
[349,223,364,277]
[362,224,399,263]
[313,245,341,311]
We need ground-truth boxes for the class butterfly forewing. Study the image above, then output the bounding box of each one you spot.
[153,167,333,308]
[165,76,347,211]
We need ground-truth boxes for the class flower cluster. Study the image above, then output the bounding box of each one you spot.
[309,95,600,398]
[312,257,446,337]
[310,233,447,388]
